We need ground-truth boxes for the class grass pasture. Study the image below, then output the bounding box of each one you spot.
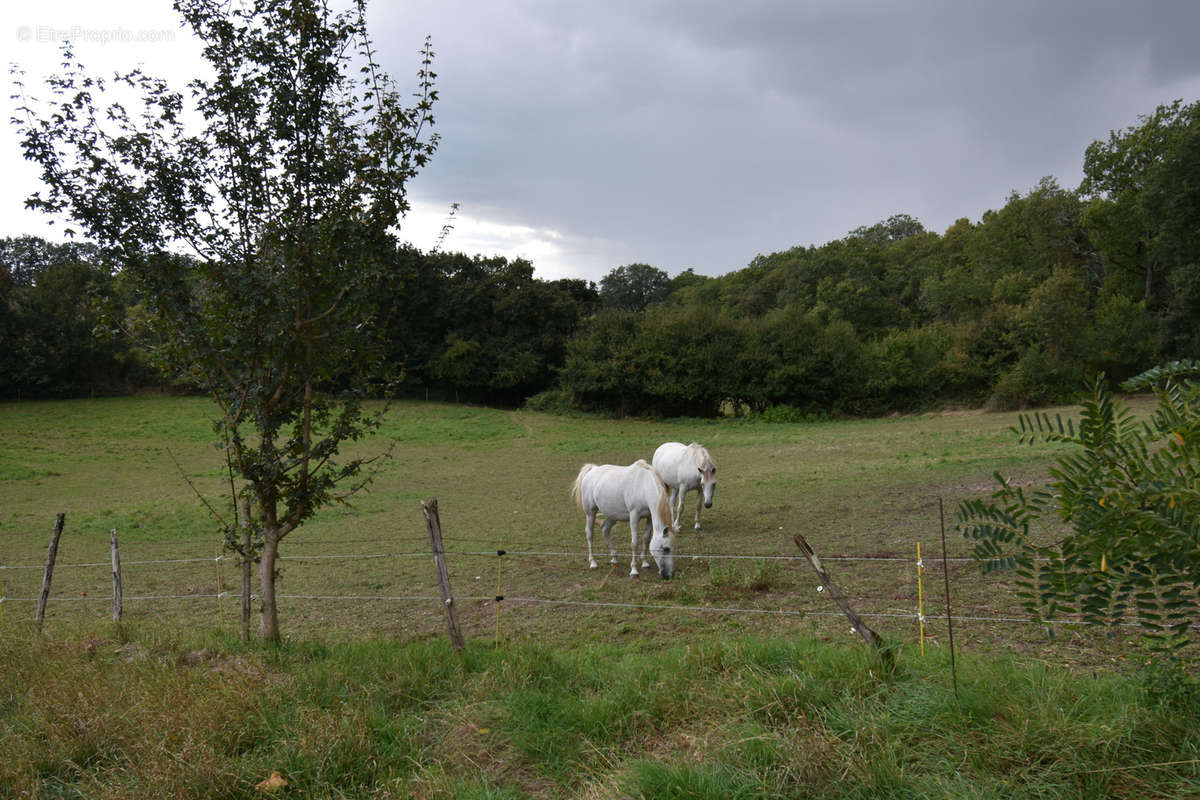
[0,394,1158,656]
[5,395,1200,799]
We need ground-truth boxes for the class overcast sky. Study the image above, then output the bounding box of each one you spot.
[4,1,1200,283]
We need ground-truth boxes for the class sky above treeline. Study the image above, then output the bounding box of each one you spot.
[4,0,1200,283]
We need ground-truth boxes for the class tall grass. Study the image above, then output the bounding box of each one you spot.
[2,622,1197,799]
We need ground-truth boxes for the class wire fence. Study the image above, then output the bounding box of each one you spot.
[0,533,1132,641]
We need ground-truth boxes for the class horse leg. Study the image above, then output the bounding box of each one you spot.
[628,513,641,578]
[639,518,652,569]
[600,518,618,565]
[693,491,703,532]
[668,486,681,526]
[585,509,599,569]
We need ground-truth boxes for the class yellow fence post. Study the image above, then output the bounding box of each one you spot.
[495,549,506,648]
[916,542,926,656]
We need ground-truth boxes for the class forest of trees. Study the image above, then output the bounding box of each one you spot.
[2,98,1197,416]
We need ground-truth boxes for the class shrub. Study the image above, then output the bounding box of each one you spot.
[959,361,1200,652]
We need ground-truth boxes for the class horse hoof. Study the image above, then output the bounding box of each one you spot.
[694,524,701,532]
[629,571,639,578]
[589,562,598,569]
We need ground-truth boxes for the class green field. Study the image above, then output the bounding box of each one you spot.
[0,394,1156,654]
[4,395,1199,799]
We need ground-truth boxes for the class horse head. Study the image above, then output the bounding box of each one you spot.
[697,453,716,509]
[650,521,677,579]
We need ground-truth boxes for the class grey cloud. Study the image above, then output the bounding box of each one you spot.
[371,0,1200,280]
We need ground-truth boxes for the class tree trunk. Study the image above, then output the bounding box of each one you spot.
[259,529,281,643]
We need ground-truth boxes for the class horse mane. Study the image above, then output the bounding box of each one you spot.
[657,491,674,532]
[689,442,714,469]
[641,461,674,530]
[570,463,597,513]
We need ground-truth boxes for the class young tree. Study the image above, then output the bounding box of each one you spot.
[12,0,439,641]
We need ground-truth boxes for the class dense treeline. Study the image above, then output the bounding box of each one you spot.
[557,182,1152,416]
[377,246,598,405]
[2,98,1196,413]
[0,237,152,399]
[0,239,600,404]
[551,98,1200,416]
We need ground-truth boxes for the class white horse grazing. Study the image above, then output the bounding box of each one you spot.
[652,442,717,532]
[571,460,678,579]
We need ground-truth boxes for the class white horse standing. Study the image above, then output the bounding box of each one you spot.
[571,460,678,579]
[652,442,717,532]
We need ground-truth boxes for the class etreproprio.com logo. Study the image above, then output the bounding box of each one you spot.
[16,25,176,45]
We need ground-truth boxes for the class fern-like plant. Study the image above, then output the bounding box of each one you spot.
[957,361,1200,651]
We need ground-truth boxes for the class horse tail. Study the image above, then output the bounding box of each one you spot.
[571,463,596,513]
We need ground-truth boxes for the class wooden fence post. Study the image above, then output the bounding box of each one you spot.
[110,529,123,622]
[939,498,960,700]
[35,513,65,630]
[422,498,466,651]
[793,532,893,670]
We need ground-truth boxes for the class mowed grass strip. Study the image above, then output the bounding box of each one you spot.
[0,394,1156,658]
